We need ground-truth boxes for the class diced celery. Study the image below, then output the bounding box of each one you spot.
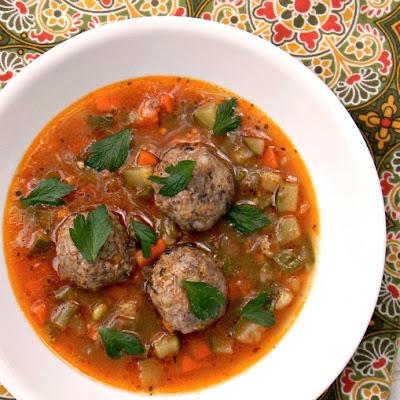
[276,183,299,212]
[51,301,79,330]
[92,303,108,321]
[138,358,163,388]
[234,321,265,344]
[276,216,301,244]
[260,171,282,193]
[54,285,75,301]
[153,334,180,359]
[29,231,52,253]
[243,137,265,156]
[274,287,294,310]
[231,145,254,164]
[123,166,153,189]
[194,101,217,129]
[210,335,233,354]
[273,249,302,272]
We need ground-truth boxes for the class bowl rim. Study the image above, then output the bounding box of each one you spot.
[0,16,386,400]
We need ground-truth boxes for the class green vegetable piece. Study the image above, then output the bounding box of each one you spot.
[51,301,79,330]
[194,101,217,129]
[227,204,270,235]
[54,285,75,301]
[182,281,227,320]
[131,220,157,259]
[88,115,113,130]
[241,293,275,327]
[276,183,299,212]
[29,231,52,253]
[273,249,303,272]
[138,358,163,387]
[213,98,241,136]
[210,335,233,354]
[69,205,112,263]
[99,327,145,359]
[92,303,108,321]
[123,166,153,189]
[20,178,74,206]
[153,334,180,359]
[86,128,132,172]
[276,216,301,245]
[149,160,196,197]
[243,137,265,156]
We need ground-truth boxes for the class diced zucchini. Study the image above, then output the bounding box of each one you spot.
[234,321,265,344]
[256,194,273,210]
[153,334,180,359]
[260,171,282,193]
[276,216,301,244]
[210,335,233,354]
[157,216,181,246]
[117,300,138,319]
[243,137,265,156]
[274,287,294,310]
[138,358,163,388]
[54,285,75,301]
[123,166,153,189]
[194,101,217,129]
[299,234,315,265]
[92,303,108,321]
[29,231,52,253]
[276,183,299,212]
[51,301,79,330]
[273,249,302,272]
[231,145,254,164]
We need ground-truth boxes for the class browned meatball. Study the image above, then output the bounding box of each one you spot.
[147,245,227,334]
[56,210,134,291]
[151,144,235,231]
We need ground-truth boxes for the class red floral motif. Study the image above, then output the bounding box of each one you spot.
[340,367,356,393]
[254,0,350,52]
[24,53,40,63]
[174,6,185,16]
[378,50,391,74]
[29,30,55,44]
[380,171,394,196]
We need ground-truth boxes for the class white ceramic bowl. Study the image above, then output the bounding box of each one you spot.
[0,17,385,400]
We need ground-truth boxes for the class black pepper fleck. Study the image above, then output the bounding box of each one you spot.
[15,190,22,197]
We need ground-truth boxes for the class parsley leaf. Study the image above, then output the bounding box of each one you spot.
[99,328,144,359]
[88,115,113,130]
[213,98,241,136]
[149,160,196,197]
[86,128,132,172]
[182,281,227,320]
[131,220,157,259]
[69,205,112,263]
[241,293,275,327]
[227,204,270,234]
[20,178,74,206]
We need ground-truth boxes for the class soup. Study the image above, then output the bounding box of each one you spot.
[3,76,318,393]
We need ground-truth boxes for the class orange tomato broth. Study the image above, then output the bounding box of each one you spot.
[3,76,318,393]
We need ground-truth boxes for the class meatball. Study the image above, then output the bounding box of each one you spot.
[147,245,227,334]
[56,210,134,291]
[151,144,235,231]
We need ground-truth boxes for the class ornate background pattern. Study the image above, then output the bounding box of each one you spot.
[0,1,399,399]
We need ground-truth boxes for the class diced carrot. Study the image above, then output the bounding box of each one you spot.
[56,207,69,220]
[87,323,99,341]
[95,94,120,113]
[135,239,167,268]
[190,340,211,361]
[181,355,199,373]
[162,319,174,334]
[160,94,175,113]
[137,149,158,166]
[31,300,49,325]
[262,146,278,169]
[228,279,243,300]
[254,252,265,264]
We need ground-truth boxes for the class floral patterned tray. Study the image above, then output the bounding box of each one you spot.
[0,1,399,399]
